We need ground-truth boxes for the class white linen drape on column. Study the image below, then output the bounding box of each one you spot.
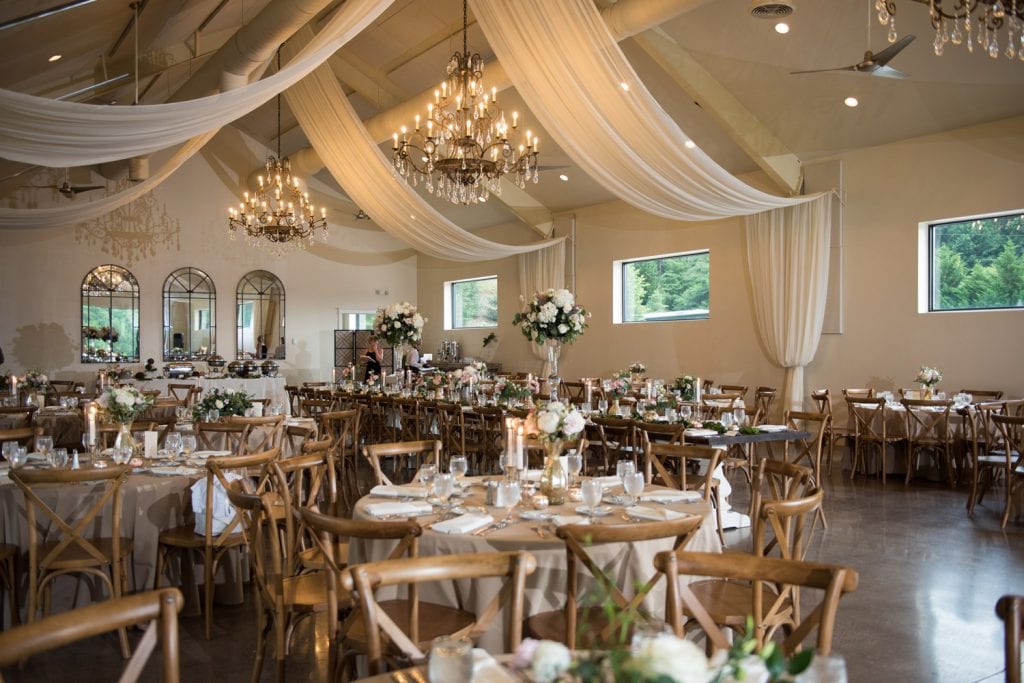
[745,194,832,412]
[471,0,818,220]
[0,0,393,166]
[518,241,566,376]
[282,42,562,261]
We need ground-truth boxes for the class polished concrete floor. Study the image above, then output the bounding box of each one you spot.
[2,461,1022,683]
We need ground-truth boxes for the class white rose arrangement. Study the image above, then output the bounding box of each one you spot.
[525,401,585,443]
[373,302,426,347]
[192,387,254,421]
[628,361,647,375]
[19,370,49,391]
[513,288,589,345]
[915,366,942,387]
[97,385,154,424]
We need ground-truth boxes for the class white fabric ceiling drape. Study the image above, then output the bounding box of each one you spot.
[745,194,832,412]
[518,241,566,375]
[471,0,817,220]
[282,43,562,261]
[0,0,393,167]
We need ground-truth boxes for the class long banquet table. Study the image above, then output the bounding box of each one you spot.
[349,478,721,651]
[136,376,291,415]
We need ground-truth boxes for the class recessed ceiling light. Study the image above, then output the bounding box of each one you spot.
[620,82,630,92]
[48,54,62,62]
[774,22,790,34]
[559,174,569,182]
[684,140,696,149]
[844,96,859,107]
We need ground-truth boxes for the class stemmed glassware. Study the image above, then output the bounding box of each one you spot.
[10,447,28,467]
[566,452,583,489]
[615,459,636,485]
[35,435,53,459]
[181,434,197,457]
[164,432,183,459]
[732,405,746,428]
[580,479,603,516]
[449,455,468,488]
[433,472,456,511]
[496,480,521,527]
[623,471,645,507]
[680,405,693,422]
[112,445,133,465]
[49,448,68,468]
[419,463,437,496]
[2,441,17,462]
[721,412,735,430]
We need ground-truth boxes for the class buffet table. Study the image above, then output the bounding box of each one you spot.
[136,377,290,415]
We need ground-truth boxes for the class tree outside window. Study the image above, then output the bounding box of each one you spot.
[931,212,1024,311]
[621,251,709,323]
[450,277,498,328]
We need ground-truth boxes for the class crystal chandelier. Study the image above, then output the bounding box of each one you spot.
[391,0,539,205]
[228,51,327,253]
[876,0,1024,60]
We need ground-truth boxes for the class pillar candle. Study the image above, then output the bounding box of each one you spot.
[86,403,97,449]
[584,380,593,406]
[516,425,525,471]
[505,421,518,470]
[9,375,17,402]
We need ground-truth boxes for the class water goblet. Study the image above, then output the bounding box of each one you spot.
[732,405,746,427]
[112,445,132,465]
[433,473,456,511]
[174,405,189,423]
[680,405,693,421]
[580,479,603,516]
[721,412,735,430]
[428,636,473,683]
[615,459,636,486]
[597,399,609,414]
[449,454,469,486]
[164,432,183,458]
[566,452,583,489]
[496,480,521,525]
[418,463,437,495]
[181,434,197,457]
[665,407,677,423]
[49,448,68,468]
[623,471,645,507]
[35,435,53,459]
[11,447,28,468]
[2,441,16,462]
[207,409,220,422]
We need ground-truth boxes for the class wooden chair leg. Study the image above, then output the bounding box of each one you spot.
[204,546,215,640]
[251,600,270,683]
[3,554,18,627]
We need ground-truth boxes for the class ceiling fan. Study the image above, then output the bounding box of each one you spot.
[23,169,105,198]
[791,34,916,79]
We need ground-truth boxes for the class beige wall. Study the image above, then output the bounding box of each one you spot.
[0,132,417,386]
[419,115,1024,404]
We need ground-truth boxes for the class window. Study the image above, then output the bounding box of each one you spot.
[236,270,285,359]
[925,211,1024,312]
[339,312,376,330]
[81,264,140,363]
[163,267,216,361]
[613,250,710,323]
[445,276,498,329]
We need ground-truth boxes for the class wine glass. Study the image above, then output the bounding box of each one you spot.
[49,448,68,468]
[623,471,645,507]
[418,463,437,495]
[680,405,693,422]
[164,431,183,459]
[496,480,521,525]
[721,412,735,430]
[433,472,456,510]
[112,445,132,465]
[449,455,469,487]
[174,405,189,423]
[207,409,220,422]
[566,452,583,489]
[181,434,197,457]
[580,479,603,516]
[597,398,609,414]
[2,441,16,462]
[615,459,636,486]
[10,447,28,468]
[732,405,746,428]
[35,435,53,459]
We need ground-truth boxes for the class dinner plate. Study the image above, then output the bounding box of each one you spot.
[576,505,612,517]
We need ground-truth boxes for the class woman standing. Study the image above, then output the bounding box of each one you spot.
[363,337,382,381]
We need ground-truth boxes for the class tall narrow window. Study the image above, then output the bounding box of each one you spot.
[613,250,710,323]
[81,264,140,363]
[927,211,1024,312]
[236,271,285,359]
[163,267,216,360]
[445,276,498,329]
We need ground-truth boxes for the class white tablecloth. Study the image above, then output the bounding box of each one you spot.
[137,377,291,416]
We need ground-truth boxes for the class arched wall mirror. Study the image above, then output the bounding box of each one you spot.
[163,267,216,361]
[81,264,140,363]
[236,270,285,360]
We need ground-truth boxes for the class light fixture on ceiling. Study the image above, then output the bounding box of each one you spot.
[228,49,327,253]
[775,22,791,33]
[684,140,697,149]
[559,174,569,181]
[845,96,860,106]
[392,0,539,205]
[48,54,62,62]
[876,0,1024,60]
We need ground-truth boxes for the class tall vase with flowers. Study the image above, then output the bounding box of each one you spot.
[525,401,586,505]
[373,302,426,374]
[513,289,589,401]
[914,366,942,400]
[97,385,155,450]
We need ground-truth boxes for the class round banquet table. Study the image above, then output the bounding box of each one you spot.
[0,458,244,626]
[349,478,722,652]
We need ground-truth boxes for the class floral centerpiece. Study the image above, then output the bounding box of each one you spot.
[192,387,253,422]
[373,302,425,348]
[915,366,942,399]
[97,385,155,449]
[494,377,535,405]
[605,377,630,402]
[674,375,697,401]
[18,369,49,391]
[525,401,586,505]
[628,361,647,377]
[513,289,589,345]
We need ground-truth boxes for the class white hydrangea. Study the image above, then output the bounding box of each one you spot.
[632,633,712,683]
[538,302,558,323]
[530,641,571,683]
[562,410,585,436]
[536,410,560,434]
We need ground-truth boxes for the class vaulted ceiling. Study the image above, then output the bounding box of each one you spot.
[2,0,1022,230]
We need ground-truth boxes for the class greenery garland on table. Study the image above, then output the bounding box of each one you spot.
[96,385,154,424]
[191,388,253,421]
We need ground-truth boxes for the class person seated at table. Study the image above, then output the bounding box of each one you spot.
[404,343,423,375]
[363,337,383,381]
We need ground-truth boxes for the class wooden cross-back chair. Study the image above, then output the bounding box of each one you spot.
[0,542,19,629]
[845,397,900,484]
[227,414,285,455]
[300,397,335,421]
[321,408,363,512]
[752,387,777,425]
[282,423,316,457]
[300,508,425,679]
[96,421,168,449]
[717,385,749,401]
[462,406,504,475]
[961,388,1004,402]
[635,421,684,448]
[0,405,38,428]
[901,398,954,486]
[524,516,703,650]
[589,415,638,473]
[195,420,247,454]
[0,425,41,449]
[394,398,421,442]
[342,551,538,676]
[154,447,279,639]
[965,401,1009,517]
[750,459,816,545]
[784,410,830,527]
[656,551,858,658]
[674,487,824,652]
[166,383,201,406]
[10,465,133,657]
[643,442,725,545]
[0,589,184,683]
[226,480,329,683]
[559,381,587,405]
[364,440,442,487]
[996,594,1023,683]
[809,389,852,477]
[700,393,743,420]
[990,414,1024,528]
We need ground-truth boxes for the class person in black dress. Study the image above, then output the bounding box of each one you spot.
[363,336,382,381]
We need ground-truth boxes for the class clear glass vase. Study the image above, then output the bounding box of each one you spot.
[545,339,561,402]
[114,422,134,450]
[539,439,568,505]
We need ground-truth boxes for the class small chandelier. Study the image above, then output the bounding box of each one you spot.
[392,0,539,205]
[876,0,1024,60]
[229,50,327,253]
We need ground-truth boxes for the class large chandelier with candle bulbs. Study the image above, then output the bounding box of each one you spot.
[877,0,1024,61]
[392,0,539,205]
[228,51,327,253]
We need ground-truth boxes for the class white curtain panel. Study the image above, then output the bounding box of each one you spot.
[0,0,393,167]
[282,44,563,261]
[745,194,833,411]
[518,241,567,375]
[471,0,818,220]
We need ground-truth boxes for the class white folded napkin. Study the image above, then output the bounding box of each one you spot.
[148,466,201,476]
[626,505,685,521]
[641,489,702,503]
[757,424,788,432]
[364,500,434,518]
[431,513,494,535]
[472,648,518,683]
[370,484,429,499]
[190,450,231,459]
[552,514,590,527]
[592,475,622,488]
[684,428,719,437]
